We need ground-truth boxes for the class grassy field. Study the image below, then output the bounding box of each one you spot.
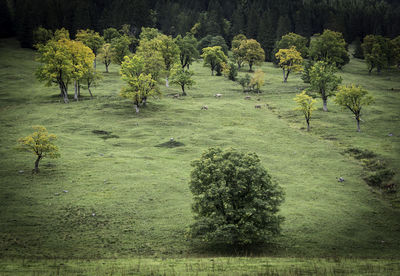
[0,38,400,273]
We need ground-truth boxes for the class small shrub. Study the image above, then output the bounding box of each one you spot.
[364,169,395,188]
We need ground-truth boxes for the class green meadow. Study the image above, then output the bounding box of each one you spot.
[0,38,400,273]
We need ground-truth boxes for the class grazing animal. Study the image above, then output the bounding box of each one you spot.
[244,96,251,100]
[201,105,208,110]
[173,94,179,99]
[254,104,262,109]
[215,93,222,98]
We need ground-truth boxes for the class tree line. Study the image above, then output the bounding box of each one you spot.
[2,0,400,59]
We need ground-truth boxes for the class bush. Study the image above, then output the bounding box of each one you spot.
[188,147,284,247]
[364,169,395,188]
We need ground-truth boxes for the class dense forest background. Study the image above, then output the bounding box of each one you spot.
[1,0,400,54]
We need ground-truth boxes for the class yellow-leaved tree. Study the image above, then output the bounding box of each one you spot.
[17,126,60,173]
[294,91,317,131]
[249,69,265,93]
[120,55,161,113]
[275,46,303,82]
[334,84,374,132]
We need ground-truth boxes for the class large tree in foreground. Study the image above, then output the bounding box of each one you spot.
[334,84,374,132]
[17,126,59,173]
[309,61,342,112]
[189,147,284,247]
[169,64,195,96]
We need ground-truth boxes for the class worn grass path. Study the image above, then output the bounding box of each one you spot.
[0,38,399,264]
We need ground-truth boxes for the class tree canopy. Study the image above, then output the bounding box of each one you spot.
[189,147,284,247]
[275,46,303,82]
[240,39,265,72]
[201,46,227,76]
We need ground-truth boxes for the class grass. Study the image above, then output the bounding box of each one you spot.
[0,37,400,273]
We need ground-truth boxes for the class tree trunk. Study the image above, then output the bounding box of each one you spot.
[211,69,214,76]
[60,82,69,103]
[165,77,169,87]
[134,104,140,113]
[181,84,186,96]
[74,80,78,101]
[306,120,310,131]
[283,69,287,82]
[105,63,109,73]
[34,155,41,173]
[249,62,253,72]
[322,90,328,112]
[78,81,81,97]
[356,117,361,132]
[88,84,93,98]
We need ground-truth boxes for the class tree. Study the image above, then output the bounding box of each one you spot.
[169,64,195,96]
[249,69,265,93]
[103,27,120,43]
[231,34,247,69]
[309,61,342,112]
[76,29,105,68]
[135,35,165,82]
[36,38,74,103]
[276,32,308,58]
[17,126,59,173]
[392,36,400,69]
[240,39,265,72]
[80,67,103,98]
[33,27,53,49]
[158,35,180,86]
[222,62,238,81]
[201,46,227,76]
[111,35,132,65]
[309,29,349,68]
[334,84,374,132]
[294,91,317,131]
[275,46,303,82]
[54,28,70,41]
[189,147,284,247]
[98,43,113,73]
[120,55,161,113]
[36,37,94,103]
[66,39,95,101]
[239,74,251,92]
[198,35,229,55]
[175,34,199,69]
[362,35,392,74]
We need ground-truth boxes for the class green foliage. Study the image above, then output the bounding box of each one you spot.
[135,35,165,81]
[222,62,238,81]
[98,43,113,72]
[334,84,374,132]
[294,91,317,131]
[240,39,265,72]
[33,27,53,49]
[158,35,180,72]
[103,28,120,43]
[393,36,400,69]
[201,46,227,76]
[362,35,393,73]
[301,59,314,83]
[275,46,303,82]
[54,28,70,41]
[189,147,284,247]
[238,74,251,92]
[169,64,195,95]
[198,35,229,55]
[276,32,308,58]
[35,37,95,103]
[352,38,364,59]
[309,61,342,111]
[76,29,105,56]
[119,55,160,113]
[231,34,247,69]
[249,69,265,93]
[309,29,349,68]
[175,34,199,69]
[17,126,59,173]
[111,35,132,65]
